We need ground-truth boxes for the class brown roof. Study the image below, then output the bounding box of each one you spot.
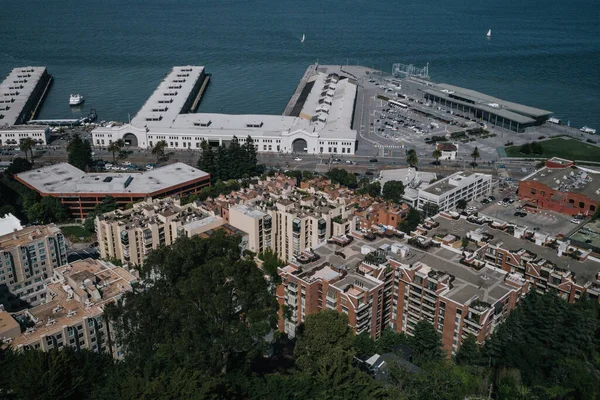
[437,143,458,151]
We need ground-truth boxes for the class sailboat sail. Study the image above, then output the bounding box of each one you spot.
[301,34,305,43]
[486,29,492,37]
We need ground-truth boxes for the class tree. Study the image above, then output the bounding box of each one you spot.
[151,140,168,163]
[258,248,285,282]
[421,202,439,218]
[530,141,544,155]
[376,328,410,354]
[406,149,418,167]
[455,334,479,365]
[107,139,124,163]
[382,180,405,202]
[398,207,421,233]
[519,142,532,154]
[67,134,93,171]
[20,137,35,162]
[471,147,480,167]
[326,168,357,189]
[353,332,377,359]
[411,320,444,364]
[432,148,442,165]
[456,199,468,210]
[84,196,117,231]
[6,157,32,175]
[358,181,381,198]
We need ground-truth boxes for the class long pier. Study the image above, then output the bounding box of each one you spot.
[191,74,211,112]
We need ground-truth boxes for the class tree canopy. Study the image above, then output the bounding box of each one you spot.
[406,149,418,167]
[67,134,93,171]
[382,180,405,202]
[198,136,260,183]
[325,168,357,188]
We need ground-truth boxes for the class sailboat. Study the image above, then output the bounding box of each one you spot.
[301,33,305,43]
[486,29,492,38]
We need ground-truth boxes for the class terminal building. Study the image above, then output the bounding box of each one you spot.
[15,162,211,219]
[91,65,358,155]
[423,83,552,132]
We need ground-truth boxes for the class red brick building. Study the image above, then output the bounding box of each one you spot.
[517,158,599,217]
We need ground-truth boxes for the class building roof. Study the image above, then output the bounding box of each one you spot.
[523,166,600,203]
[0,213,23,236]
[232,204,268,219]
[0,311,20,339]
[421,171,490,196]
[0,67,47,126]
[16,162,209,196]
[0,224,61,250]
[131,66,205,127]
[436,143,458,152]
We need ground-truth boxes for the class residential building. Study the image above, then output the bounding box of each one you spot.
[16,162,211,219]
[96,197,223,266]
[417,171,492,212]
[228,204,272,255]
[517,158,599,217]
[0,224,68,310]
[6,259,137,358]
[91,65,358,155]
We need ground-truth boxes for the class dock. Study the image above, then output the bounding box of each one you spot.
[0,67,53,126]
[282,63,317,116]
[190,74,211,112]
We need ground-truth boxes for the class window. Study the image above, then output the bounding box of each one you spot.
[530,188,536,195]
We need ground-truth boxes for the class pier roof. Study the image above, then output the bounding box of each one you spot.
[0,67,47,126]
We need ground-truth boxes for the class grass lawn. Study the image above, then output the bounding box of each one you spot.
[505,138,600,162]
[61,225,94,241]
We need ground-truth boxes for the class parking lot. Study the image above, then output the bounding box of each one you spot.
[478,197,578,236]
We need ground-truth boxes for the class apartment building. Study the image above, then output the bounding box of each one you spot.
[277,233,528,355]
[0,224,68,310]
[228,204,272,255]
[5,259,137,358]
[417,171,492,212]
[96,197,224,266]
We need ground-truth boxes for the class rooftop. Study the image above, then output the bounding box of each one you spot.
[232,204,268,220]
[0,224,61,250]
[523,166,600,202]
[16,162,209,196]
[0,213,23,236]
[131,66,205,127]
[11,259,137,347]
[421,171,490,196]
[0,67,47,126]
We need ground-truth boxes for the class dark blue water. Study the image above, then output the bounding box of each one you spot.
[1,0,598,129]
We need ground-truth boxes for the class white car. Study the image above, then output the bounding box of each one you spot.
[570,219,582,224]
[294,157,302,161]
[122,161,131,166]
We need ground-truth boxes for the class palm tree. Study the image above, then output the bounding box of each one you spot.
[20,137,35,162]
[152,140,168,163]
[432,148,442,165]
[471,147,480,167]
[107,141,120,163]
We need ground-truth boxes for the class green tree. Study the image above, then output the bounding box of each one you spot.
[67,134,93,171]
[6,157,32,175]
[455,334,480,365]
[377,328,410,354]
[151,140,168,163]
[258,248,285,282]
[84,196,117,231]
[432,148,442,165]
[456,199,468,210]
[470,147,480,166]
[530,141,544,155]
[406,149,418,167]
[519,142,532,154]
[382,180,405,202]
[411,320,444,364]
[421,202,439,218]
[353,332,377,359]
[326,168,357,188]
[359,181,381,198]
[398,207,421,233]
[20,137,35,162]
[107,139,124,163]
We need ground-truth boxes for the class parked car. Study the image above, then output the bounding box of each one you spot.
[294,157,302,161]
[570,218,582,224]
[370,158,378,163]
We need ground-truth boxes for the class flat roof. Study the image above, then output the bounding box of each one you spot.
[421,171,490,196]
[0,213,23,236]
[0,224,60,250]
[0,67,47,126]
[131,66,205,127]
[233,204,268,219]
[0,311,20,338]
[523,166,600,202]
[16,162,209,196]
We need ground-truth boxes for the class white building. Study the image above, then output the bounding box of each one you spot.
[0,125,51,146]
[378,168,437,207]
[0,213,23,236]
[435,142,459,160]
[417,171,492,211]
[91,66,358,155]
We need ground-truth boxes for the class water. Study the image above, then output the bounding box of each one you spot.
[1,0,598,129]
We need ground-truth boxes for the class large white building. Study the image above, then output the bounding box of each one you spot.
[91,65,358,155]
[416,171,492,211]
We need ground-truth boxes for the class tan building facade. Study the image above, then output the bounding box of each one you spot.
[96,197,224,267]
[0,224,68,309]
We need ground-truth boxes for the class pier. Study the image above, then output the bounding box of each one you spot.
[282,63,317,116]
[190,74,211,112]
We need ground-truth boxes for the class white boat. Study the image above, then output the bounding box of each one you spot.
[69,94,84,106]
[486,29,492,38]
[301,33,305,43]
[580,126,597,134]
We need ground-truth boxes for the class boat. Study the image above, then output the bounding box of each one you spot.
[580,126,597,134]
[486,29,492,38]
[301,33,305,43]
[69,94,84,106]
